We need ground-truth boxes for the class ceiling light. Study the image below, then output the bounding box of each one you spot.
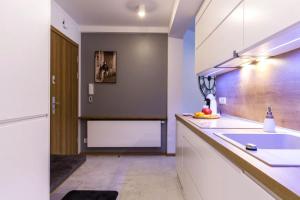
[137,4,146,18]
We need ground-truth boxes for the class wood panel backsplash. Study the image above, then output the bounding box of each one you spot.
[216,48,300,130]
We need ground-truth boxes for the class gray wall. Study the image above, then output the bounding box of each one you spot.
[80,33,168,153]
[81,33,168,118]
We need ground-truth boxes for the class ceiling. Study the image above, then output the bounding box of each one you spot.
[169,0,202,38]
[55,0,176,27]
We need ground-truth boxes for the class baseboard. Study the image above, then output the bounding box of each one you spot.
[86,151,164,156]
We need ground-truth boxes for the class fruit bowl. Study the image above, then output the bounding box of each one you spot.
[193,112,220,119]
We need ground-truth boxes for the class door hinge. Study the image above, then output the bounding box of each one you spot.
[77,72,79,79]
[84,138,87,144]
[77,56,79,64]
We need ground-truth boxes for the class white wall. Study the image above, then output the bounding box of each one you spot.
[0,0,50,199]
[182,30,204,112]
[168,37,183,154]
[167,31,204,154]
[51,0,82,152]
[51,0,81,44]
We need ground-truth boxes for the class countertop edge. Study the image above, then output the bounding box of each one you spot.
[175,114,300,200]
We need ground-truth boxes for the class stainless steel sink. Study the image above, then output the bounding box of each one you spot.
[221,133,300,149]
[215,133,300,167]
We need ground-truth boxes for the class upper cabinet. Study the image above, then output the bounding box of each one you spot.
[0,0,50,120]
[196,2,244,74]
[195,0,300,76]
[244,0,300,50]
[195,0,242,48]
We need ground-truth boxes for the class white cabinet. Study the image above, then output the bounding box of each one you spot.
[244,0,300,50]
[223,163,275,200]
[196,2,244,74]
[195,0,242,48]
[176,121,184,181]
[181,138,203,200]
[176,121,277,200]
[0,117,49,200]
[177,121,203,200]
[195,0,300,75]
[0,0,50,120]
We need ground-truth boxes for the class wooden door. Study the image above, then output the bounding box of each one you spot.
[50,27,78,155]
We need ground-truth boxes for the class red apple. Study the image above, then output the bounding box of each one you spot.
[202,107,212,115]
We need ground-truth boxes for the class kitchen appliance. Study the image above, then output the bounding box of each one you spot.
[206,94,217,115]
[198,76,218,114]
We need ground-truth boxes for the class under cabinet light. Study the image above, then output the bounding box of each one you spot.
[206,69,225,76]
[265,37,300,54]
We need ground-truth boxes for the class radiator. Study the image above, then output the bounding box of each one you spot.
[87,121,161,147]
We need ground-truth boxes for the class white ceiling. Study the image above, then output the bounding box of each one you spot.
[54,0,176,27]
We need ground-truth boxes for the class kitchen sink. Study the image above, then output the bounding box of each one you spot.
[215,133,300,167]
[220,133,300,149]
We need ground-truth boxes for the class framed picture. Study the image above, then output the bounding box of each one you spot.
[94,51,117,83]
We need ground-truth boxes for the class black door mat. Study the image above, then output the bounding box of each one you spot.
[50,154,86,192]
[62,190,118,200]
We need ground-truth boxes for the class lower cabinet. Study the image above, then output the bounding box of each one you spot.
[176,121,277,200]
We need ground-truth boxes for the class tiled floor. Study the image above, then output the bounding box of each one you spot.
[50,155,184,200]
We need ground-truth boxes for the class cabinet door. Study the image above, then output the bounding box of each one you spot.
[196,2,244,74]
[196,0,242,47]
[0,0,49,120]
[176,122,184,181]
[181,136,203,200]
[222,158,276,200]
[184,127,224,200]
[244,0,300,50]
[195,0,212,47]
[0,117,49,200]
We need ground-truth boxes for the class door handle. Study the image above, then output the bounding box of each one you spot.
[51,96,59,114]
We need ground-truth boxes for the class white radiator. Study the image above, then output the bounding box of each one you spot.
[87,121,161,147]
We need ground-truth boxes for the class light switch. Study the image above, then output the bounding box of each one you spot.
[88,83,94,95]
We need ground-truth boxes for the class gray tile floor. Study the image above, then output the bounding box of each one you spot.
[50,155,184,200]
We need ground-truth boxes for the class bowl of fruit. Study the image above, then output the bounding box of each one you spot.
[193,107,220,119]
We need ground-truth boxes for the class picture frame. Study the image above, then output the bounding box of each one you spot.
[94,51,117,83]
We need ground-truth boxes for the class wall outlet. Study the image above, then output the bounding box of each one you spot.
[219,97,227,105]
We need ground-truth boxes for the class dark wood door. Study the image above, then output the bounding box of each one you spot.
[50,27,78,155]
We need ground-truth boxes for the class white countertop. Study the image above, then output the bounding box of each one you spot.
[188,115,263,129]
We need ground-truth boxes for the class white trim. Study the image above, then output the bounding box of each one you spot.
[169,0,180,32]
[80,25,169,33]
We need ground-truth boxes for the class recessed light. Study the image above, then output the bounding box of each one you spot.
[137,4,146,18]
